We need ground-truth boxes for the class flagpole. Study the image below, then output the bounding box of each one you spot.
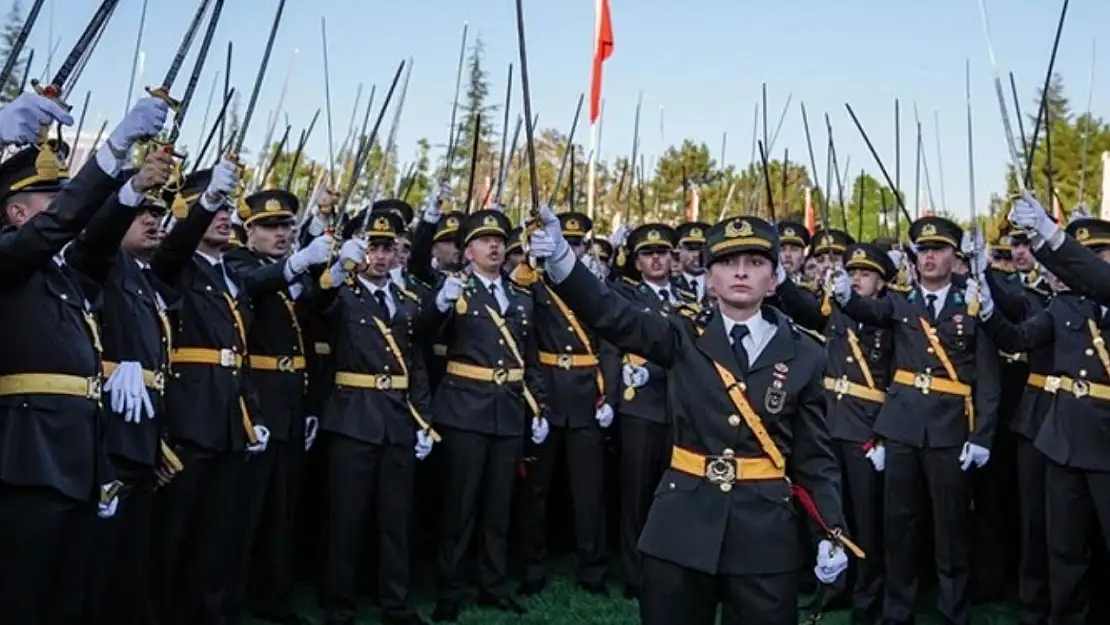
[587,122,598,220]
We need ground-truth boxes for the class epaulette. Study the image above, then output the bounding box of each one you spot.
[507,280,532,296]
[794,323,827,344]
[675,287,698,302]
[620,276,638,287]
[408,273,432,291]
[888,283,912,294]
[675,301,701,321]
[694,306,713,328]
[396,285,420,302]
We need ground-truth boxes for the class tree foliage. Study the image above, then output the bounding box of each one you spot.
[0,1,26,105]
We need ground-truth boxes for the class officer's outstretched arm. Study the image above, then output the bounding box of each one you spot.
[981,306,1054,353]
[224,248,290,296]
[150,201,217,286]
[970,327,1002,449]
[984,268,1035,322]
[550,259,680,369]
[839,290,896,328]
[789,354,846,534]
[1034,234,1110,307]
[776,277,827,331]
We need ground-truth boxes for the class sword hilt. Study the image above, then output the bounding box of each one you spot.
[144,85,182,111]
[148,139,187,160]
[30,79,70,110]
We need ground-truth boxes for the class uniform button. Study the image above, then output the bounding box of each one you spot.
[738,382,746,391]
[1066,321,1072,327]
[1080,369,1088,377]
[846,356,854,363]
[231,370,238,376]
[926,348,934,354]
[1086,349,1095,356]
[925,367,933,374]
[359,318,366,324]
[668,482,675,490]
[384,365,390,372]
[719,483,733,493]
[567,326,574,332]
[728,414,741,427]
[565,345,573,352]
[722,448,735,458]
[498,339,505,345]
[497,359,504,366]
[206,286,212,292]
[60,293,67,300]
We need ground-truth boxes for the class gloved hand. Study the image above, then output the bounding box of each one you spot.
[775,262,787,286]
[831,266,853,306]
[415,429,434,459]
[338,238,368,266]
[887,248,904,270]
[104,361,155,424]
[970,276,994,320]
[1009,191,1058,242]
[108,96,170,153]
[288,235,334,275]
[200,157,240,211]
[0,91,74,145]
[529,229,557,259]
[247,425,271,454]
[959,441,990,471]
[304,416,319,452]
[621,363,650,388]
[422,183,450,223]
[583,250,607,279]
[531,416,549,444]
[814,539,849,584]
[1070,202,1092,223]
[435,275,466,313]
[536,205,569,260]
[595,403,614,428]
[609,225,632,248]
[98,493,120,519]
[865,443,885,472]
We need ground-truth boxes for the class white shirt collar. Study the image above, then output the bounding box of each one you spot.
[473,272,503,292]
[722,311,774,344]
[195,250,223,266]
[919,282,951,301]
[357,275,391,295]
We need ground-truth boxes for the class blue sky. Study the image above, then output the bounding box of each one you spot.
[17,0,1110,220]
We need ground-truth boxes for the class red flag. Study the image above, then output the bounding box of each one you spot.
[589,0,614,125]
[804,187,816,234]
[1053,193,1063,222]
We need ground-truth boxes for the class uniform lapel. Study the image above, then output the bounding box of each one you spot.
[695,312,747,381]
[935,283,963,323]
[749,310,795,375]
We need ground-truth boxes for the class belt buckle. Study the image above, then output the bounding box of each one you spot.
[1072,379,1091,398]
[86,377,102,400]
[492,368,509,384]
[557,354,573,370]
[219,349,236,368]
[833,377,851,395]
[704,456,738,486]
[376,374,393,390]
[913,372,932,394]
[277,356,294,372]
[1044,375,1062,393]
[151,370,166,391]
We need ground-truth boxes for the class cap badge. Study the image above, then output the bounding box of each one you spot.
[851,248,867,260]
[445,216,459,229]
[690,227,703,238]
[372,216,391,232]
[1077,227,1091,242]
[725,219,754,238]
[821,235,833,247]
[646,229,662,242]
[921,223,938,237]
[264,199,283,212]
[482,214,499,228]
[566,217,580,232]
[783,227,796,237]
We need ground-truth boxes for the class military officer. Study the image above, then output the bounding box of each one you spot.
[224,189,334,624]
[516,211,615,597]
[64,151,179,625]
[312,209,435,625]
[426,209,551,622]
[593,237,614,280]
[607,223,680,598]
[503,225,526,275]
[832,216,1001,625]
[776,219,812,281]
[674,221,711,304]
[0,93,167,625]
[974,218,1110,625]
[151,158,269,625]
[528,209,854,625]
[810,228,855,277]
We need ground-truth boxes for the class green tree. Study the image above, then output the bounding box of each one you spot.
[0,1,26,105]
[447,36,498,211]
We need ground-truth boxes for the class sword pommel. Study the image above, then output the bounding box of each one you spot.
[145,85,183,111]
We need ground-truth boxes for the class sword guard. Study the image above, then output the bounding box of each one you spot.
[149,139,186,160]
[30,79,70,111]
[144,85,182,110]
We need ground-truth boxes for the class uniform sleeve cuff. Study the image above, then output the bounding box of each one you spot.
[117,178,144,207]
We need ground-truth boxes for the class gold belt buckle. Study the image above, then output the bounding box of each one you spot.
[557,354,573,370]
[1044,375,1062,393]
[492,368,509,384]
[375,374,393,390]
[151,370,166,391]
[277,356,294,372]
[1072,379,1091,398]
[219,349,237,368]
[86,377,102,400]
[913,372,932,394]
[833,377,851,395]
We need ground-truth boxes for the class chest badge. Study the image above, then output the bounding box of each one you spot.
[455,297,468,315]
[765,386,786,415]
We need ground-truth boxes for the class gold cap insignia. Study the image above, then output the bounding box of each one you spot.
[34,144,62,182]
[483,215,499,227]
[646,229,662,242]
[725,219,754,238]
[445,216,459,229]
[851,248,867,260]
[372,216,391,233]
[172,192,189,219]
[820,235,833,247]
[264,199,282,212]
[690,227,703,238]
[566,218,580,232]
[921,223,938,237]
[1077,227,1091,241]
[783,227,796,237]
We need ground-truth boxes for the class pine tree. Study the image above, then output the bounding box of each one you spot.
[0,1,26,105]
[449,36,498,209]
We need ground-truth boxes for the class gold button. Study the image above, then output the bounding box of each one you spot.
[719,483,733,493]
[728,414,741,427]
[384,365,390,372]
[738,382,747,391]
[722,448,735,458]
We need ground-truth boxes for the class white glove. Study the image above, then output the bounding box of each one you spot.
[103,361,155,424]
[1009,191,1058,242]
[831,267,852,306]
[814,539,849,584]
[422,183,449,223]
[887,248,903,269]
[435,275,466,313]
[200,157,240,211]
[537,205,569,257]
[595,403,614,428]
[288,234,333,275]
[415,429,434,460]
[338,237,368,266]
[959,441,990,471]
[967,228,989,272]
[609,225,632,248]
[1071,202,1092,223]
[621,363,649,388]
[0,91,74,145]
[971,276,994,320]
[865,443,885,472]
[97,495,120,519]
[775,262,787,286]
[304,416,319,451]
[108,96,169,152]
[531,416,549,444]
[583,250,606,279]
[247,424,271,454]
[529,229,557,259]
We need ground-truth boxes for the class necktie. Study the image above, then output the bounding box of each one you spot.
[730,324,751,375]
[373,290,391,320]
[212,261,230,294]
[489,282,504,312]
[925,294,938,320]
[658,288,669,302]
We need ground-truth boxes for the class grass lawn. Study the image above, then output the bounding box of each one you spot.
[247,563,1020,624]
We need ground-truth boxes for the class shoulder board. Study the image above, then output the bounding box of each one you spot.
[621,276,638,287]
[675,287,697,301]
[396,286,420,302]
[675,302,701,320]
[408,273,432,291]
[794,323,827,344]
[507,281,532,296]
[888,283,912,294]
